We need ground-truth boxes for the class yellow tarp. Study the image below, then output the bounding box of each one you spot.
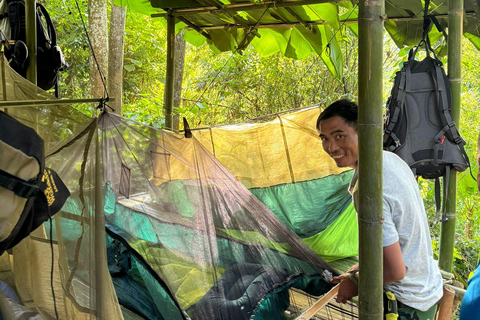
[193,107,349,189]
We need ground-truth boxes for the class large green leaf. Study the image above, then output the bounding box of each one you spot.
[318,25,343,79]
[114,0,158,15]
[284,27,315,59]
[307,3,339,30]
[183,30,207,47]
[464,33,480,51]
[251,29,281,57]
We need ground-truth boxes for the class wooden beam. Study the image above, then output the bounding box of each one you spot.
[357,0,385,318]
[25,0,36,85]
[0,98,112,107]
[164,12,175,131]
[176,16,212,40]
[178,12,474,31]
[439,0,463,273]
[285,7,316,33]
[151,0,344,17]
[295,285,340,320]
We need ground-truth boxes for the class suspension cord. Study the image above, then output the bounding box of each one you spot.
[73,0,109,100]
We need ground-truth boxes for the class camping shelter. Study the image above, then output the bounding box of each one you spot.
[0,55,355,320]
[0,0,474,319]
[113,0,472,318]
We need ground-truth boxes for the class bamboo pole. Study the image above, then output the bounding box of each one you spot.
[439,0,463,273]
[295,285,340,320]
[436,286,455,320]
[179,13,474,31]
[94,119,108,318]
[0,98,112,107]
[164,12,175,131]
[25,0,36,85]
[151,0,347,17]
[357,0,384,319]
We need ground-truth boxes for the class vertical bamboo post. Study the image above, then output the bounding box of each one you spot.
[436,285,455,320]
[25,0,36,85]
[357,0,385,319]
[164,11,175,131]
[94,118,107,318]
[439,0,462,273]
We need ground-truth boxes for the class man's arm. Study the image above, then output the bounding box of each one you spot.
[331,241,405,303]
[383,241,406,283]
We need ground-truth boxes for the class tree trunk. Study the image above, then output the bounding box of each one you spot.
[172,31,186,132]
[88,0,108,103]
[108,3,126,115]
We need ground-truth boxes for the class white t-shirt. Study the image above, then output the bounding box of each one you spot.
[349,151,443,311]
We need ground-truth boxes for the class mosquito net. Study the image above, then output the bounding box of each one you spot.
[0,53,355,319]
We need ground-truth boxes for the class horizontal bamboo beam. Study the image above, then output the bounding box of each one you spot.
[176,16,212,39]
[445,283,466,300]
[285,7,316,33]
[0,98,112,107]
[180,12,474,31]
[151,0,345,17]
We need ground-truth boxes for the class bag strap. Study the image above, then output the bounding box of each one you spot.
[433,63,465,147]
[36,2,57,46]
[433,177,441,224]
[442,166,451,222]
[432,167,451,225]
[0,169,40,198]
[384,66,408,151]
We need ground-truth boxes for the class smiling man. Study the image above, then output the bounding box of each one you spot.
[316,99,443,320]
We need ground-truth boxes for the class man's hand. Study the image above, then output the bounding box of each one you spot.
[331,273,358,304]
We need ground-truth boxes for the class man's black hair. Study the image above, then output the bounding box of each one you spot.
[316,99,358,131]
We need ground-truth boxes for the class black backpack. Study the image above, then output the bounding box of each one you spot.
[0,0,66,93]
[0,110,70,255]
[383,41,470,222]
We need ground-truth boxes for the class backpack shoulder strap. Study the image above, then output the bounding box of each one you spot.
[384,62,410,151]
[433,62,465,147]
[36,2,56,46]
[0,169,40,198]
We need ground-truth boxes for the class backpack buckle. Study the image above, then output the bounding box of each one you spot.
[454,136,465,146]
[14,182,40,198]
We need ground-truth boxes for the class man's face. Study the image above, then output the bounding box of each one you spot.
[318,115,359,170]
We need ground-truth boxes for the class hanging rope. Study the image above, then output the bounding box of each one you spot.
[73,0,109,100]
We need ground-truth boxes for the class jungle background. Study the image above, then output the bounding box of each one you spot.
[46,0,480,289]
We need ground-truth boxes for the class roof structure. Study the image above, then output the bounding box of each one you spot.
[116,0,480,79]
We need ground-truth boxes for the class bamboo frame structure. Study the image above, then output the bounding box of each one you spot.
[295,285,340,319]
[357,0,385,318]
[164,12,175,131]
[94,120,108,318]
[439,0,463,273]
[0,98,113,107]
[151,0,346,17]
[179,13,474,32]
[25,0,36,85]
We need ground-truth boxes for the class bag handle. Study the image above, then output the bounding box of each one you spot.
[408,0,443,63]
[36,2,56,46]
